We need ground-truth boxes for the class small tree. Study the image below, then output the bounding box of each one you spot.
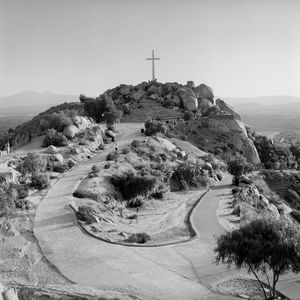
[18,153,47,177]
[215,216,300,299]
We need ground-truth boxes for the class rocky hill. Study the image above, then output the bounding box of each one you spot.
[91,80,260,165]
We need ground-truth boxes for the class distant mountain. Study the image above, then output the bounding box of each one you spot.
[0,91,78,111]
[223,95,300,106]
[232,102,300,115]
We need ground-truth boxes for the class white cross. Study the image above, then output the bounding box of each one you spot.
[146,49,160,81]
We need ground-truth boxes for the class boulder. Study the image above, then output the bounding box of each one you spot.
[239,175,252,185]
[186,81,195,89]
[177,88,198,111]
[150,94,159,100]
[73,116,94,130]
[277,202,293,215]
[131,89,144,100]
[207,118,261,165]
[198,98,213,112]
[119,85,131,95]
[259,195,269,206]
[172,95,181,106]
[46,145,58,154]
[2,288,19,300]
[267,203,280,218]
[286,189,300,202]
[64,125,80,139]
[195,84,214,101]
[0,167,20,183]
[52,153,64,163]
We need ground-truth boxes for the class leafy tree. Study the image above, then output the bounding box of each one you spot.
[18,153,47,177]
[215,216,300,299]
[227,156,254,178]
[103,108,123,125]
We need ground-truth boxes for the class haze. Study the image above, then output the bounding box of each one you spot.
[1,0,300,98]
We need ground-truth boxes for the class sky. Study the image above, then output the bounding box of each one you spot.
[0,0,300,98]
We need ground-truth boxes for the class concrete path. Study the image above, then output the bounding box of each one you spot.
[33,123,300,300]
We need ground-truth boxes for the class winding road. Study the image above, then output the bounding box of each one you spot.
[33,123,299,300]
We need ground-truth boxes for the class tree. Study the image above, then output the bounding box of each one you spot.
[18,153,47,177]
[215,216,300,299]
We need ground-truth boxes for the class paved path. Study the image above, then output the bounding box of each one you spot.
[33,123,300,300]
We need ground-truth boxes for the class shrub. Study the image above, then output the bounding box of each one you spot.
[127,197,144,208]
[12,184,29,199]
[42,129,68,147]
[106,151,119,161]
[91,165,101,173]
[17,153,47,177]
[0,183,17,217]
[48,111,73,132]
[227,156,254,177]
[183,111,194,121]
[77,206,97,224]
[111,173,156,201]
[73,190,99,201]
[31,174,50,190]
[126,232,151,244]
[53,163,69,173]
[67,159,77,168]
[171,161,208,190]
[161,98,174,108]
[121,147,130,154]
[144,120,168,136]
[127,214,138,220]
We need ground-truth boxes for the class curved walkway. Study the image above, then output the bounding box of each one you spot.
[33,123,240,300]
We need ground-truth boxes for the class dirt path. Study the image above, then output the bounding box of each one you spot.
[33,123,240,300]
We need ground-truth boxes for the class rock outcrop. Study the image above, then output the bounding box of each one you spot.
[177,88,198,111]
[207,118,261,165]
[195,84,214,102]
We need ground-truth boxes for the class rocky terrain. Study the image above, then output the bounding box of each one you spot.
[72,135,225,245]
[0,80,299,299]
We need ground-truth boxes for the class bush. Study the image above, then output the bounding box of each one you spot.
[121,147,130,154]
[0,183,17,217]
[77,206,97,224]
[48,111,73,132]
[53,163,69,173]
[144,120,168,136]
[67,159,77,168]
[126,232,151,244]
[127,214,138,220]
[183,111,194,121]
[106,151,119,161]
[91,165,101,173]
[127,196,144,208]
[161,98,174,108]
[42,129,68,147]
[31,174,50,190]
[111,173,156,201]
[17,153,47,177]
[227,156,254,177]
[171,161,208,190]
[12,184,29,199]
[73,190,99,201]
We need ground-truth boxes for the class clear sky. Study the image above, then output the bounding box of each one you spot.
[0,0,300,98]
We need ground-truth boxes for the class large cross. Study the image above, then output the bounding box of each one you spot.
[146,49,160,81]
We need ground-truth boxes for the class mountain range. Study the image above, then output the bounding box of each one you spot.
[0,91,78,116]
[224,96,300,115]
